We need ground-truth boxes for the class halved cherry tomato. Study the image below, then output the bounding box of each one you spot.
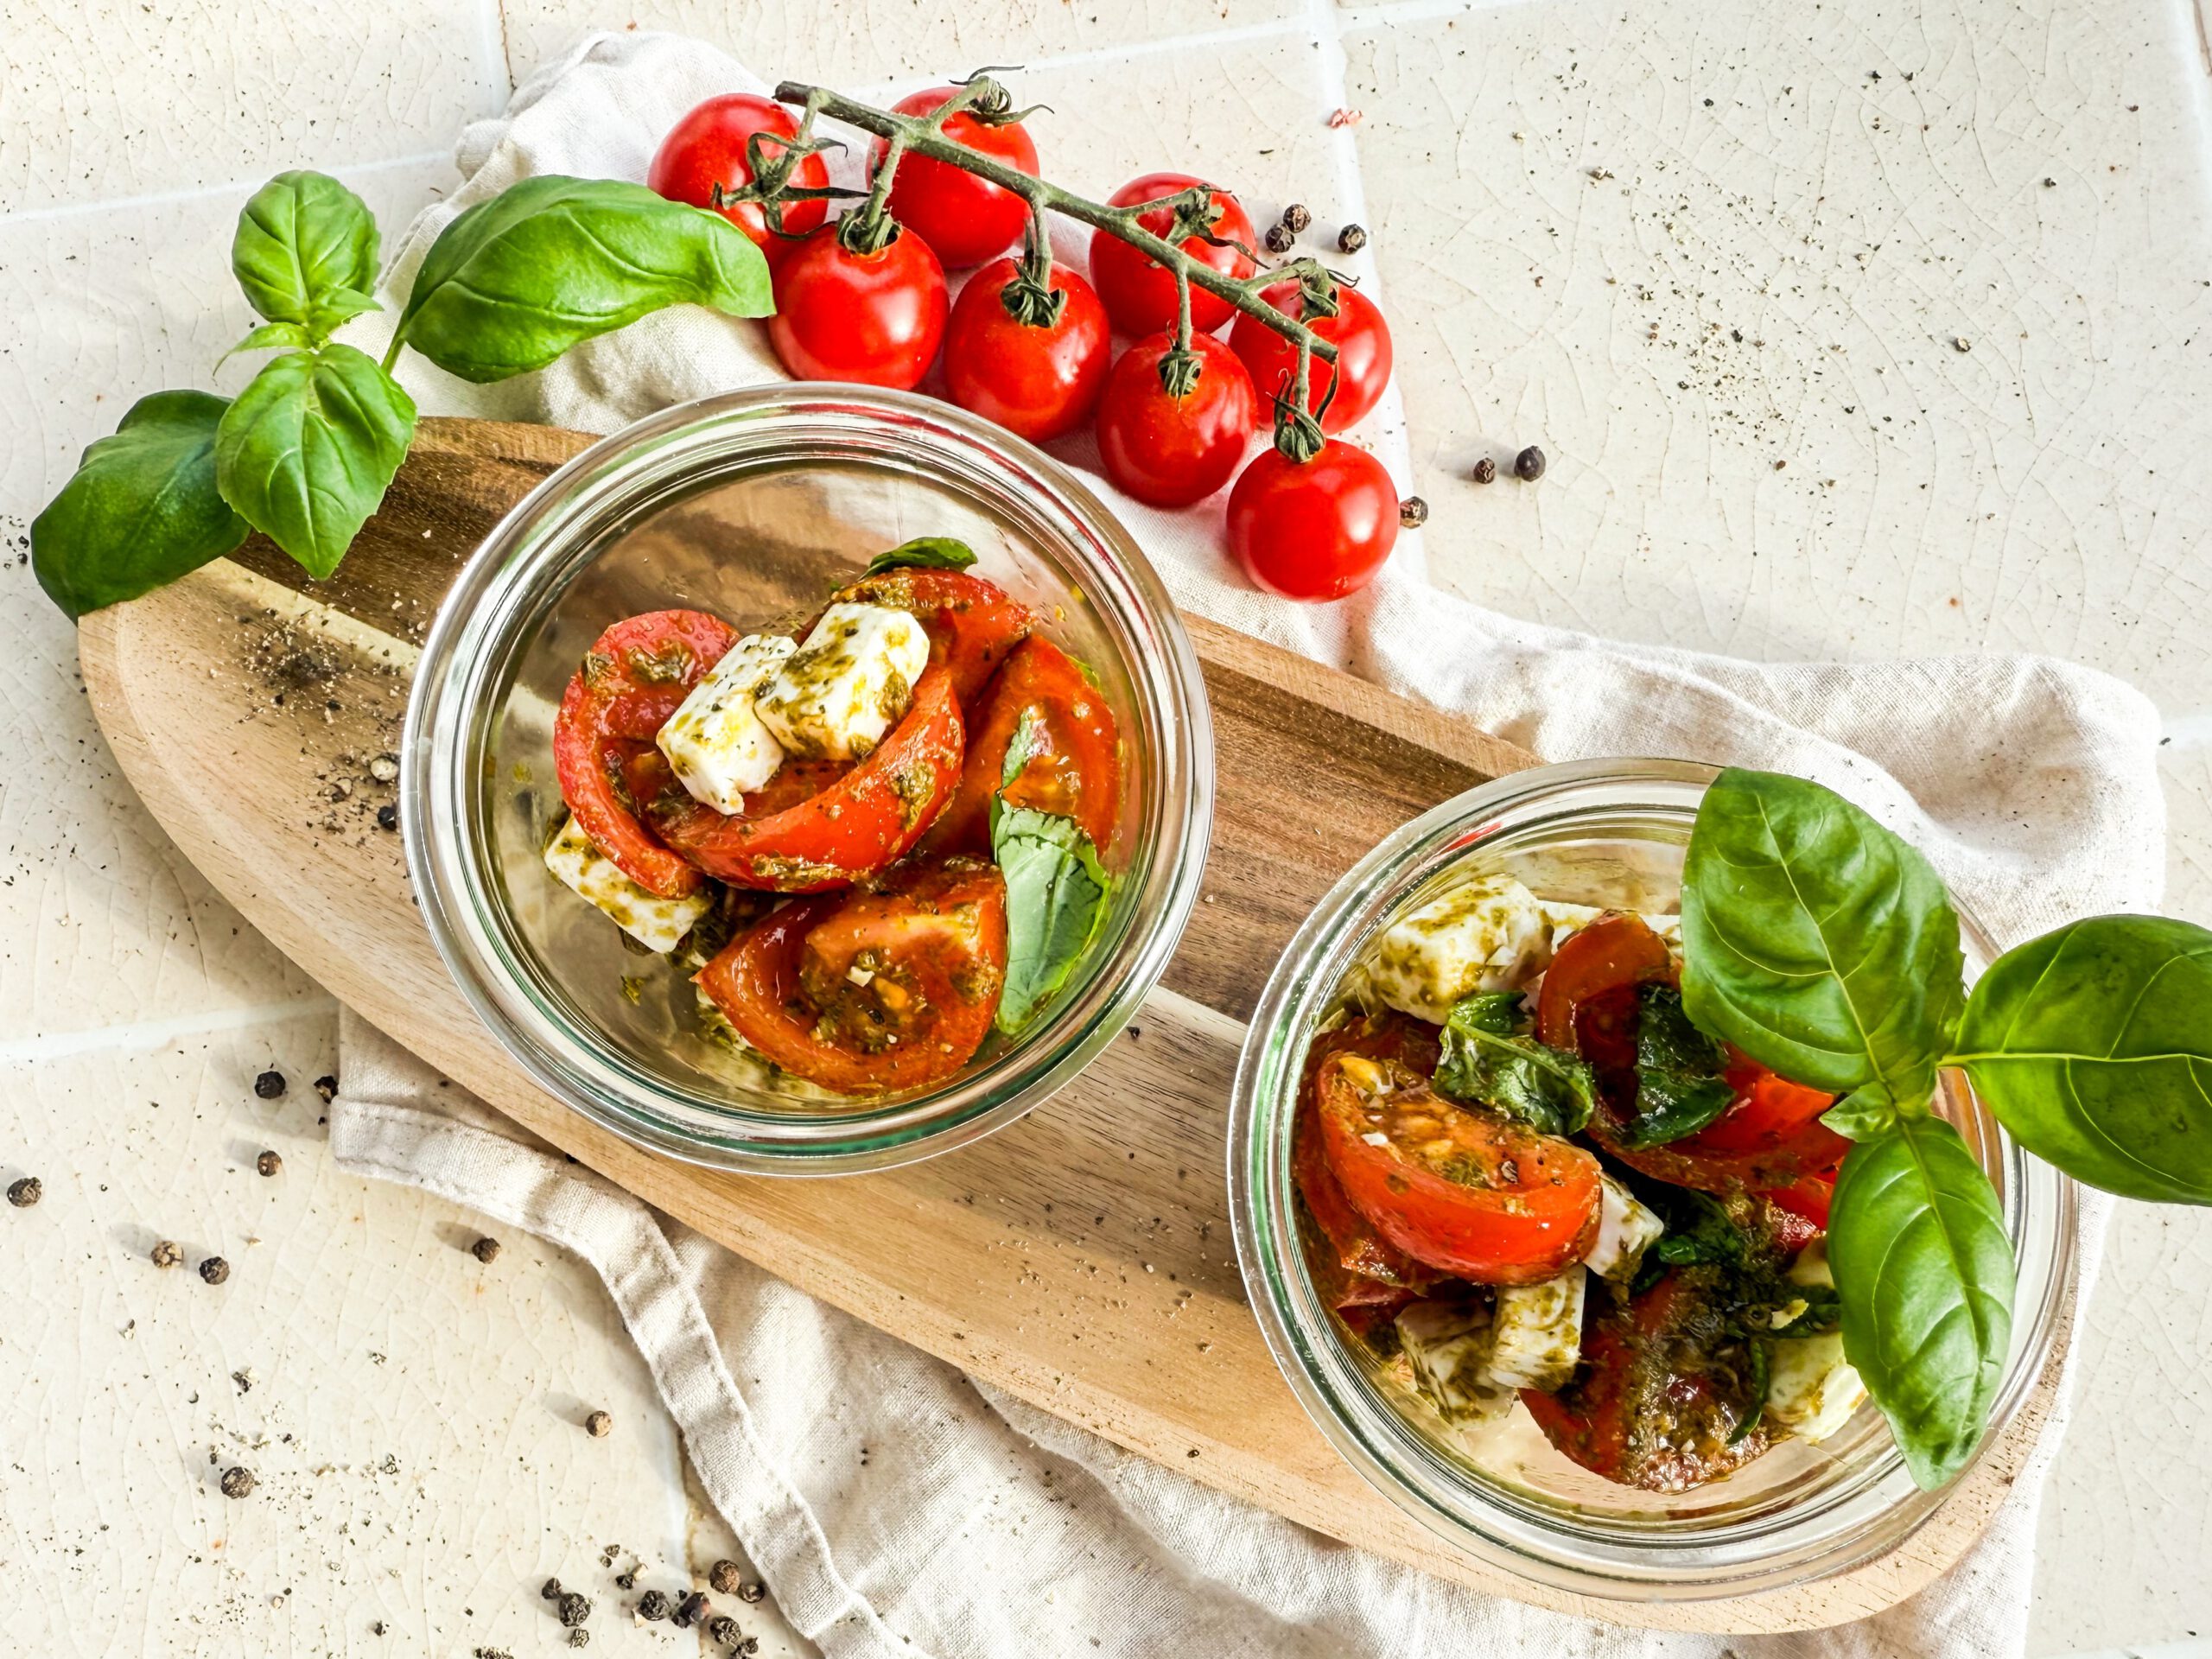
[1225,440,1399,601]
[1599,1058,1850,1197]
[828,566,1035,704]
[1293,1014,1440,1309]
[921,635,1122,857]
[871,88,1040,269]
[1521,1270,1769,1493]
[647,93,830,259]
[1316,1054,1601,1285]
[1535,912,1675,1051]
[768,222,948,390]
[1089,174,1257,335]
[1763,1169,1838,1232]
[552,609,737,898]
[1228,282,1394,432]
[696,857,1007,1094]
[644,664,964,890]
[1095,332,1256,507]
[942,257,1111,442]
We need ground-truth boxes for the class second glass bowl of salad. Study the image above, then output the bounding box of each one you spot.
[1229,759,2074,1600]
[406,385,1212,1173]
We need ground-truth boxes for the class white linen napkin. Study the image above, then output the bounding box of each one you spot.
[335,29,2169,1658]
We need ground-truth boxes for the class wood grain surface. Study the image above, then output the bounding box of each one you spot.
[78,416,2069,1633]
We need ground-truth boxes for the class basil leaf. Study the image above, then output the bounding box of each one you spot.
[232,170,382,340]
[1681,767,1964,1115]
[30,390,250,619]
[862,537,979,578]
[214,345,416,579]
[992,803,1109,1034]
[1949,914,2212,1205]
[1649,1192,1750,1268]
[1620,983,1736,1147]
[391,175,773,383]
[1821,1092,1902,1141]
[1433,992,1598,1135]
[225,321,313,359]
[1827,1114,2014,1491]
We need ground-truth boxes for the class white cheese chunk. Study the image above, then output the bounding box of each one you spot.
[1395,1301,1512,1423]
[1480,1270,1587,1392]
[1764,1239,1866,1444]
[543,815,712,953]
[1583,1176,1667,1281]
[1537,899,1683,956]
[655,632,797,811]
[754,602,929,761]
[1367,875,1552,1024]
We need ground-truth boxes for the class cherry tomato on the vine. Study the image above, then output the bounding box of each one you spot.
[870,87,1041,269]
[1226,439,1399,600]
[767,222,948,390]
[1094,332,1257,507]
[942,258,1111,442]
[1229,282,1394,433]
[647,94,829,260]
[1089,173,1258,337]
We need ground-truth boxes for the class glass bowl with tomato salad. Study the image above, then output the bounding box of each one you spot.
[1229,759,2074,1599]
[405,385,1211,1173]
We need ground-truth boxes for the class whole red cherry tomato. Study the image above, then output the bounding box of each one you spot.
[647,94,829,259]
[1094,332,1256,507]
[1229,282,1394,433]
[942,257,1110,442]
[768,221,948,390]
[870,87,1040,268]
[1089,173,1257,336]
[1226,439,1399,600]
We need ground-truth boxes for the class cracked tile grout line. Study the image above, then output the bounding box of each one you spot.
[0,995,339,1066]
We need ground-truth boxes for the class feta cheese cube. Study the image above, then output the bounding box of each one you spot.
[1538,899,1683,957]
[1583,1176,1666,1281]
[1395,1301,1512,1423]
[1367,874,1552,1024]
[655,632,797,812]
[1481,1270,1587,1392]
[543,815,712,953]
[754,602,930,761]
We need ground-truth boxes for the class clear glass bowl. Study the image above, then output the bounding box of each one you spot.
[1228,758,2075,1600]
[404,385,1213,1174]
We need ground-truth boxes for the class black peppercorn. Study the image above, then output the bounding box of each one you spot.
[256,1150,283,1178]
[613,1569,637,1591]
[541,1578,563,1601]
[567,1633,590,1650]
[708,1560,743,1596]
[152,1239,183,1268]
[584,1409,612,1438]
[737,1580,765,1605]
[220,1465,256,1498]
[200,1255,231,1285]
[254,1069,286,1099]
[6,1176,39,1207]
[376,804,399,831]
[1262,222,1294,254]
[709,1615,740,1644]
[637,1590,670,1622]
[471,1236,501,1263]
[672,1591,708,1629]
[1513,444,1547,480]
[1281,202,1312,233]
[1398,496,1428,528]
[1471,456,1497,484]
[1337,222,1367,253]
[556,1591,591,1629]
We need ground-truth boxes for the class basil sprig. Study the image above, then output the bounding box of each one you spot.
[1432,991,1598,1135]
[989,707,1112,1034]
[34,168,773,617]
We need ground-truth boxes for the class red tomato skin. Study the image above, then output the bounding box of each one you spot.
[871,90,1040,269]
[1226,442,1400,601]
[1094,333,1257,508]
[1536,912,1675,1051]
[647,94,829,257]
[1228,283,1394,432]
[826,567,1036,704]
[942,259,1112,442]
[1293,1016,1442,1307]
[1088,174,1258,335]
[922,634,1122,858]
[768,226,948,390]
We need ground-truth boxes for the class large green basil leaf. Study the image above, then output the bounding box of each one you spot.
[391,175,773,383]
[232,171,382,340]
[213,345,416,579]
[1827,1114,2014,1491]
[31,390,250,619]
[1949,914,2212,1205]
[992,804,1109,1035]
[1433,991,1598,1135]
[1681,768,1964,1116]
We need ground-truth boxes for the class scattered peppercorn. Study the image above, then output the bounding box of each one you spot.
[1336,222,1367,253]
[1281,202,1312,233]
[1398,496,1428,528]
[200,1255,231,1285]
[672,1591,708,1629]
[637,1590,671,1622]
[471,1236,501,1263]
[1262,222,1294,254]
[584,1409,612,1438]
[613,1568,638,1592]
[220,1465,256,1498]
[708,1560,742,1596]
[709,1615,740,1644]
[6,1176,39,1208]
[1954,335,1971,353]
[1514,444,1547,480]
[567,1633,590,1650]
[541,1578,563,1601]
[737,1638,760,1657]
[556,1592,592,1629]
[151,1240,184,1268]
[737,1580,766,1605]
[377,804,399,831]
[1471,456,1497,484]
[256,1150,283,1178]
[254,1069,286,1099]
[315,1075,339,1104]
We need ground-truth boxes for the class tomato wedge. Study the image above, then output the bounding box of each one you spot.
[1593,1056,1849,1197]
[552,609,738,897]
[1535,911,1675,1052]
[1316,1054,1601,1286]
[921,635,1122,858]
[829,567,1034,704]
[1293,1015,1441,1309]
[644,664,965,891]
[1521,1270,1770,1494]
[696,858,1007,1094]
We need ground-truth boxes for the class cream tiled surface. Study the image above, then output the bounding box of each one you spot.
[2,0,2209,1655]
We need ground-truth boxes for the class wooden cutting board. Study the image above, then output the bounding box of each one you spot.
[78,416,2067,1633]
